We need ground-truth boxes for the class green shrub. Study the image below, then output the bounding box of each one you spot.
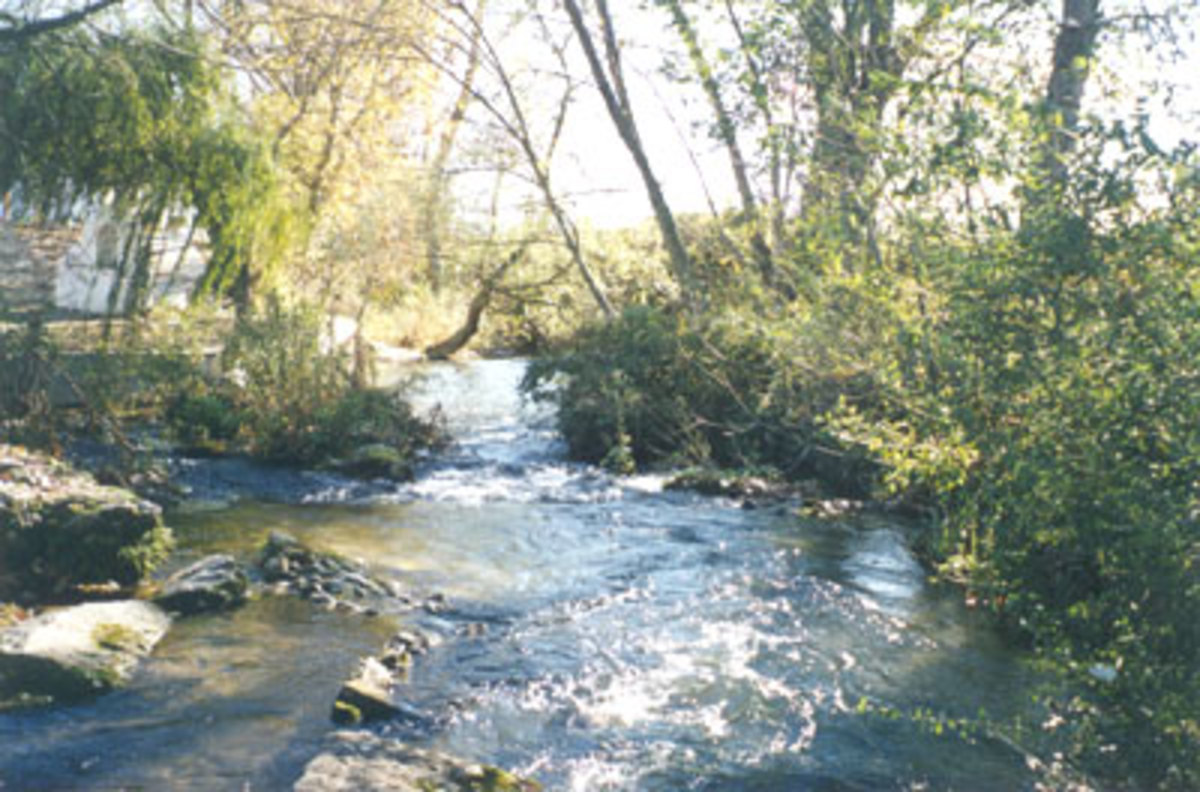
[0,317,59,449]
[833,137,1200,787]
[169,298,443,472]
[523,305,879,494]
[165,389,243,451]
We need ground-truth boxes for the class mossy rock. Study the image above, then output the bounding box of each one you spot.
[0,600,171,706]
[331,699,363,726]
[0,445,173,601]
[153,554,249,616]
[457,765,542,792]
[92,621,141,651]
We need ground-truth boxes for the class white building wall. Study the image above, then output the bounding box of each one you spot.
[53,208,210,315]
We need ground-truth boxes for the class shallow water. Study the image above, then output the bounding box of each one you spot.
[0,359,1042,790]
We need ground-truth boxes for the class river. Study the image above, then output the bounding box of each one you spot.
[0,359,1043,790]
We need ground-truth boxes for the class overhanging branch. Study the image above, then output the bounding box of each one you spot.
[0,0,122,44]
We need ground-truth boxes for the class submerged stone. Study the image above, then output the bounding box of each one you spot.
[0,600,170,705]
[295,731,541,791]
[154,554,249,616]
[0,444,173,601]
[258,531,402,612]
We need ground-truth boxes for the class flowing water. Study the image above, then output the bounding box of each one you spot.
[0,360,1043,790]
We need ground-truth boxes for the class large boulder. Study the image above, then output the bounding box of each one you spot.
[0,600,171,706]
[295,731,540,792]
[154,554,249,616]
[0,445,173,601]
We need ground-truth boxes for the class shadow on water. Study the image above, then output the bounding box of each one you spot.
[1,360,1048,790]
[0,595,396,789]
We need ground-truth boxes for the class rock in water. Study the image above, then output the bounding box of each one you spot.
[333,657,402,724]
[0,444,173,601]
[154,554,249,616]
[295,731,541,791]
[258,530,402,612]
[0,600,170,705]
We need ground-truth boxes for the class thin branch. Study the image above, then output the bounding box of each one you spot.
[0,0,122,43]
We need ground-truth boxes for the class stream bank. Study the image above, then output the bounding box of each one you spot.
[1,359,1055,790]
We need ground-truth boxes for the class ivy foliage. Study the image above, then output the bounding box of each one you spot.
[0,24,290,308]
[905,141,1199,786]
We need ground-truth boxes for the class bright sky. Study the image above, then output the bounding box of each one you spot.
[550,8,739,229]
[489,1,1199,231]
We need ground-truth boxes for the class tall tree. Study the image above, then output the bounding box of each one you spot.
[653,0,954,273]
[561,0,696,304]
[195,0,435,308]
[423,0,487,292]
[798,0,906,253]
[656,0,791,297]
[1040,0,1102,184]
[0,22,285,315]
[417,0,614,317]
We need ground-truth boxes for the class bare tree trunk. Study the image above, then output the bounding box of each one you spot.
[562,0,695,305]
[721,1,792,260]
[1041,0,1102,184]
[424,243,527,359]
[660,0,791,298]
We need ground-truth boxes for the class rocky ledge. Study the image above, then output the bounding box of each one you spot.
[0,444,173,602]
[295,731,540,792]
[0,600,170,706]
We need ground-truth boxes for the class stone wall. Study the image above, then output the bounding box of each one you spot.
[1,210,209,318]
[0,223,77,317]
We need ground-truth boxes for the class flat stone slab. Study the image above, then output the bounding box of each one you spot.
[295,731,540,792]
[0,600,170,705]
[333,657,404,725]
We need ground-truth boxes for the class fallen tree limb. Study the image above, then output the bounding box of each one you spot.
[423,243,528,360]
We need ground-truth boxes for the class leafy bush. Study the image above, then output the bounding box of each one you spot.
[833,138,1200,787]
[169,299,443,472]
[523,305,879,493]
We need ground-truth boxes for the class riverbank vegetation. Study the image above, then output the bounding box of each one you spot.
[2,0,1198,786]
